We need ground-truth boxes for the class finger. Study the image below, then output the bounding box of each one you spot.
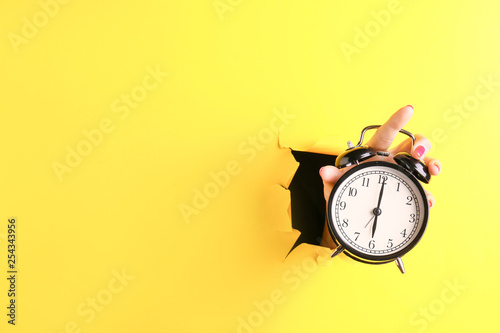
[319,165,343,202]
[390,134,432,160]
[424,157,442,176]
[412,135,432,160]
[425,190,435,209]
[390,135,442,176]
[366,105,413,151]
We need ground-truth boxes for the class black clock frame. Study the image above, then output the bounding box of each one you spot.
[326,160,429,264]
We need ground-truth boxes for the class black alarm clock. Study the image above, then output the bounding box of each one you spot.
[327,126,431,274]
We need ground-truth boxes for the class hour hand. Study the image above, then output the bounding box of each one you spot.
[371,181,385,237]
[371,216,378,238]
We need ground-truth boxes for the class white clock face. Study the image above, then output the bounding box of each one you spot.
[328,161,428,261]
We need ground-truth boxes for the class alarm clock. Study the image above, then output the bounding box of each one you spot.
[327,125,431,274]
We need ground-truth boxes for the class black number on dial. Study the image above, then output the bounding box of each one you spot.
[362,178,370,187]
[387,239,394,248]
[348,188,357,197]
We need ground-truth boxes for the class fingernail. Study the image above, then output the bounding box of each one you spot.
[319,166,325,175]
[434,162,441,173]
[406,105,414,110]
[414,145,425,158]
[429,200,433,208]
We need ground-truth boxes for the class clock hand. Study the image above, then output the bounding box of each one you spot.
[371,180,386,238]
[376,179,385,210]
[364,215,375,228]
[372,216,378,238]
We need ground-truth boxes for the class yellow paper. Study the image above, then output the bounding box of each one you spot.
[1,1,499,332]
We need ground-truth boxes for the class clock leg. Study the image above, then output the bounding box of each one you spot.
[395,257,405,274]
[330,245,344,258]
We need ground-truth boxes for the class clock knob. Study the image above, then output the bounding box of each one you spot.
[335,146,376,169]
[393,152,431,184]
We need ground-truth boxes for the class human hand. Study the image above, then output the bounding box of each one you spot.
[319,105,442,248]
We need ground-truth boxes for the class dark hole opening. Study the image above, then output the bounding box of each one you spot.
[289,150,337,251]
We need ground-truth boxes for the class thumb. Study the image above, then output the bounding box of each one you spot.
[319,165,343,202]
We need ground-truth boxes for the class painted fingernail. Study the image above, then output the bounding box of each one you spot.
[429,200,433,208]
[415,145,425,158]
[406,105,414,110]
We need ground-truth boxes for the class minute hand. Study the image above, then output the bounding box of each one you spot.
[371,180,385,238]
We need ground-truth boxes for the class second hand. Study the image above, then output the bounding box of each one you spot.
[364,215,375,228]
